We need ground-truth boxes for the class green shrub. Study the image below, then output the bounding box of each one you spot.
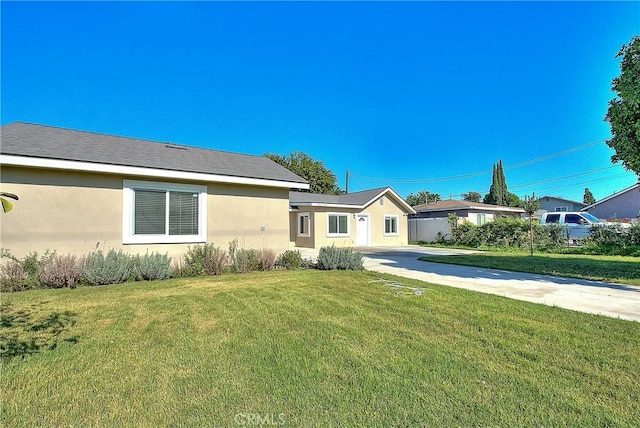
[82,249,132,285]
[228,240,259,274]
[451,219,566,251]
[37,254,82,288]
[452,222,481,247]
[316,246,363,270]
[277,250,303,270]
[584,223,640,256]
[257,248,277,271]
[133,251,172,281]
[0,250,56,291]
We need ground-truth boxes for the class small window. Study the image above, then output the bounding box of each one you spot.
[327,213,349,236]
[298,213,310,237]
[384,215,399,235]
[123,180,207,244]
[477,213,487,226]
[555,206,568,212]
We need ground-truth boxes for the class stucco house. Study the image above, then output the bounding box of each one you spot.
[0,122,309,258]
[582,182,640,222]
[408,200,525,242]
[538,196,586,213]
[289,187,416,248]
[411,200,525,224]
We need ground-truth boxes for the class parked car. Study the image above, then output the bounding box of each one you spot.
[539,211,627,241]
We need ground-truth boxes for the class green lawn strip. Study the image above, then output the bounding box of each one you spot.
[419,252,640,286]
[2,271,639,426]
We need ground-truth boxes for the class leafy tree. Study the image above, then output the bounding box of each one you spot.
[523,193,540,256]
[507,192,523,208]
[583,187,596,205]
[264,151,343,194]
[405,191,441,206]
[462,192,482,203]
[483,160,508,206]
[1,192,19,213]
[604,36,640,177]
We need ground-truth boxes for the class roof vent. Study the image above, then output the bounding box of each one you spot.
[165,144,187,151]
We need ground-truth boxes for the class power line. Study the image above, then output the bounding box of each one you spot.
[451,171,629,200]
[508,165,618,190]
[350,138,607,184]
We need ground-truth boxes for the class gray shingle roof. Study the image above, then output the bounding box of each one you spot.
[290,187,416,214]
[413,199,524,213]
[289,187,390,206]
[0,122,308,185]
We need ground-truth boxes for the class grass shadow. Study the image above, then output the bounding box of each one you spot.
[1,302,78,359]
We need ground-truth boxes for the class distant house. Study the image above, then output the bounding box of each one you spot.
[289,187,416,248]
[409,200,525,242]
[411,200,524,225]
[538,196,586,213]
[582,182,640,221]
[0,122,309,258]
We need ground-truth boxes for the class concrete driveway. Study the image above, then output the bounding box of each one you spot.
[297,246,640,322]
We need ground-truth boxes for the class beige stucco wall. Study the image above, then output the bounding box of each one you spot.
[292,193,409,248]
[0,166,292,259]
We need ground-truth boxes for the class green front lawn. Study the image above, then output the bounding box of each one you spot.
[2,270,639,426]
[419,252,640,286]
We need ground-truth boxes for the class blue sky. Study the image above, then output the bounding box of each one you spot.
[2,1,638,203]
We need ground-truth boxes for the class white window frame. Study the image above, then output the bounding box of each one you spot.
[326,213,350,237]
[555,206,568,212]
[477,213,487,226]
[298,212,311,237]
[383,214,400,236]
[123,179,207,244]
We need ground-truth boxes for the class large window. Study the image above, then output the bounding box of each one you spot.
[327,213,349,236]
[384,215,399,236]
[298,212,310,237]
[123,180,207,244]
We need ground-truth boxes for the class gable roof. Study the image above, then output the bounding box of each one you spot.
[539,195,586,207]
[0,122,309,189]
[582,182,640,211]
[413,199,525,214]
[290,187,416,214]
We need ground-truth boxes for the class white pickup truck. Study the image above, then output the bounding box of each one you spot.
[539,211,620,240]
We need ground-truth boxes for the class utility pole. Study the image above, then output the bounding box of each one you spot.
[345,169,349,194]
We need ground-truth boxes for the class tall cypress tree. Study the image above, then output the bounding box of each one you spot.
[583,188,596,205]
[496,160,508,206]
[484,160,508,206]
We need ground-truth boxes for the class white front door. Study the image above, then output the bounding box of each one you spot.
[355,214,370,246]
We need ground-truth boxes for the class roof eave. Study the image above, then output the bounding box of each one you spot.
[1,155,310,190]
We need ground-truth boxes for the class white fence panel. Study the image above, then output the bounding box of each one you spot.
[408,218,452,242]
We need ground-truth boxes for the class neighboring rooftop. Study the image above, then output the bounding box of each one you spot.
[0,122,308,185]
[539,195,586,206]
[582,182,640,210]
[413,199,525,213]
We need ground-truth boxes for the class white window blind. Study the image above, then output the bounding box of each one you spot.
[123,180,206,244]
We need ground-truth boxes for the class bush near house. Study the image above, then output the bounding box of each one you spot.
[276,250,304,270]
[447,218,640,256]
[0,241,313,293]
[451,218,565,251]
[316,246,364,270]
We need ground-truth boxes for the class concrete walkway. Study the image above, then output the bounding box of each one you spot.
[297,246,640,322]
